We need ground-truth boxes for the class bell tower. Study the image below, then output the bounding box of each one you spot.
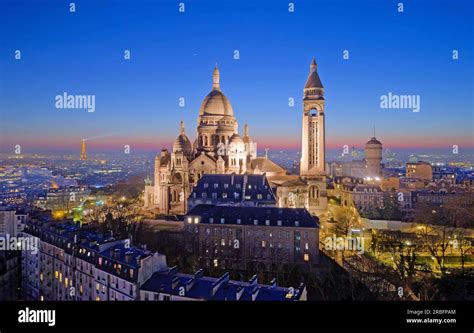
[300,58,327,217]
[300,58,325,177]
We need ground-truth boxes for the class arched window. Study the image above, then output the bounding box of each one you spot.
[309,108,318,117]
[309,186,319,199]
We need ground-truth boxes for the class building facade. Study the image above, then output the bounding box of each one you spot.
[185,205,320,272]
[21,215,167,301]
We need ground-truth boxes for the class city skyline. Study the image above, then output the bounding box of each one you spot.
[1,0,473,154]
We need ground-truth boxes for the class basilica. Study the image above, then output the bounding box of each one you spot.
[144,59,328,217]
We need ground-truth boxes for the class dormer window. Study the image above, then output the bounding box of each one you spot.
[204,183,209,188]
[224,184,229,188]
[214,183,218,189]
[237,219,241,225]
[295,221,300,227]
[277,220,282,226]
[220,218,225,224]
[209,218,214,224]
[253,219,258,226]
[265,220,270,226]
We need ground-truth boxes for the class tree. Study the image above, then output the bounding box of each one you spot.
[415,204,456,275]
[377,190,403,220]
[332,206,359,236]
[85,197,143,241]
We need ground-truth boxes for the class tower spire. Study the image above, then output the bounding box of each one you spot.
[304,57,323,95]
[80,139,87,160]
[212,63,220,90]
[244,123,249,137]
[180,120,185,135]
[310,57,317,71]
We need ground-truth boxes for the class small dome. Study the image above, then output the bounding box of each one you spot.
[173,121,192,154]
[366,137,382,145]
[173,134,192,153]
[199,90,234,116]
[229,133,244,145]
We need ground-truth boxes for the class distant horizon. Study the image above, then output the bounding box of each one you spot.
[2,145,473,156]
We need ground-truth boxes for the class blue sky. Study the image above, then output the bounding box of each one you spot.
[1,0,473,153]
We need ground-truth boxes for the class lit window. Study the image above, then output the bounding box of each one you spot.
[305,243,309,250]
[304,254,310,262]
[261,241,266,248]
[55,271,59,279]
[213,259,218,267]
[194,217,199,224]
[187,217,192,224]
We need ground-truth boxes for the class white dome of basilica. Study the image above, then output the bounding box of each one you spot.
[198,65,234,116]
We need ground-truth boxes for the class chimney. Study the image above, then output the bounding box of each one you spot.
[194,269,204,279]
[171,276,180,290]
[169,266,178,276]
[212,272,230,297]
[236,285,245,301]
[270,278,277,288]
[125,251,133,263]
[249,275,258,286]
[251,286,260,301]
[185,277,196,293]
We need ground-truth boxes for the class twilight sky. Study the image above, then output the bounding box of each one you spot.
[1,0,473,154]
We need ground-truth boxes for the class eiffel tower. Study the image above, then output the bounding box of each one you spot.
[80,139,87,160]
